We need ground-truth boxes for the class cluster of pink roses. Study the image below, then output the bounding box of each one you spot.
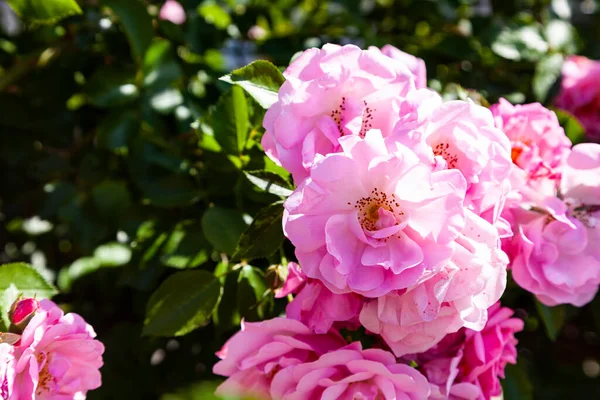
[214,43,600,399]
[0,298,104,399]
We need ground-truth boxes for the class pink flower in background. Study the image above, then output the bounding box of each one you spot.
[371,44,428,88]
[213,317,346,399]
[275,262,362,334]
[9,299,104,399]
[261,43,416,182]
[555,55,600,139]
[509,144,600,306]
[159,0,186,25]
[270,343,430,400]
[283,130,466,297]
[413,303,523,400]
[491,99,571,201]
[360,211,508,356]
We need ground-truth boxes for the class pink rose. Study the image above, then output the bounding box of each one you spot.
[159,0,186,25]
[555,55,600,139]
[491,99,571,201]
[261,43,416,183]
[276,262,362,334]
[509,144,600,306]
[8,299,104,399]
[360,211,508,356]
[0,344,15,399]
[413,303,524,400]
[283,129,467,297]
[213,317,347,399]
[394,98,512,220]
[270,343,430,399]
[370,44,427,88]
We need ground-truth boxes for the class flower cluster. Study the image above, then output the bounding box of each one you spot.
[0,298,104,399]
[215,43,600,399]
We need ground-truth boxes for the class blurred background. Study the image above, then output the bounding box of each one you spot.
[0,0,599,398]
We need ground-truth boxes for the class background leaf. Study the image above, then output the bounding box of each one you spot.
[6,0,81,23]
[143,270,221,337]
[535,300,566,341]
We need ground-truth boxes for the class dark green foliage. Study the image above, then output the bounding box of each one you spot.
[0,1,599,399]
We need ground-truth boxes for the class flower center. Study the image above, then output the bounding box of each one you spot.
[433,142,459,169]
[351,188,403,232]
[36,352,53,396]
[358,100,374,138]
[571,204,600,228]
[330,97,347,137]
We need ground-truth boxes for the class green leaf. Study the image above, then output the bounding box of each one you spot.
[102,0,154,60]
[6,0,82,23]
[198,2,231,29]
[502,363,533,400]
[0,284,20,331]
[535,299,566,341]
[0,263,57,299]
[96,110,139,151]
[220,60,285,109]
[554,108,586,145]
[58,257,101,291]
[91,180,132,219]
[232,201,285,261]
[244,170,293,197]
[533,53,564,103]
[94,242,132,267]
[211,86,249,155]
[143,39,183,90]
[143,270,221,336]
[160,220,210,269]
[492,24,549,62]
[212,264,240,332]
[237,265,270,321]
[201,207,248,255]
[86,68,139,108]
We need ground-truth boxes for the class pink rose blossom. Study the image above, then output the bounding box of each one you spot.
[283,129,467,297]
[275,262,362,334]
[394,98,513,221]
[411,303,523,400]
[491,99,571,201]
[0,344,15,399]
[555,55,600,139]
[360,211,508,356]
[9,299,104,399]
[261,43,416,182]
[509,144,600,306]
[370,44,427,88]
[159,0,186,25]
[270,342,430,399]
[213,317,346,400]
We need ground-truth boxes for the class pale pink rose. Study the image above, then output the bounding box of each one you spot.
[261,43,416,183]
[509,144,600,306]
[360,211,508,356]
[490,99,571,201]
[0,344,15,399]
[370,44,427,88]
[555,55,600,139]
[10,299,104,399]
[270,343,430,399]
[394,99,512,220]
[275,262,362,334]
[411,303,523,400]
[213,317,346,400]
[283,129,467,298]
[159,0,186,25]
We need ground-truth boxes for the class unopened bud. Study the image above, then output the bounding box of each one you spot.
[9,297,39,331]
